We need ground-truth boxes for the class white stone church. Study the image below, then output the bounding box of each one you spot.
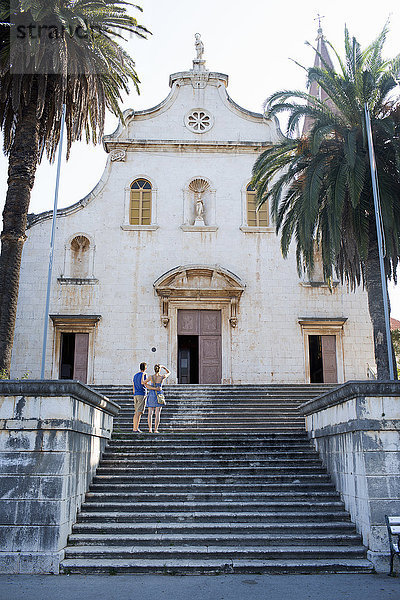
[11,37,375,385]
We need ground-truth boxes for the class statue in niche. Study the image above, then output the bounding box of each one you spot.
[195,33,204,60]
[189,178,210,226]
[195,193,204,222]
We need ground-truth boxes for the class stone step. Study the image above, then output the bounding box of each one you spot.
[74,518,354,532]
[114,421,306,428]
[81,499,345,511]
[113,426,306,432]
[115,417,303,423]
[97,458,323,468]
[92,384,334,389]
[116,401,303,406]
[113,397,306,403]
[113,404,306,409]
[84,480,335,496]
[101,450,319,459]
[86,475,331,486]
[108,435,310,441]
[111,403,309,408]
[115,410,305,414]
[84,481,337,496]
[111,429,311,438]
[94,393,332,399]
[63,545,366,560]
[102,398,324,405]
[78,508,352,521]
[95,465,327,475]
[61,383,369,575]
[67,532,363,547]
[100,456,319,464]
[86,489,340,500]
[60,557,373,575]
[106,441,312,450]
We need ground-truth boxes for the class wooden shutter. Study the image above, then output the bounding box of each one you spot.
[73,333,89,383]
[321,335,337,383]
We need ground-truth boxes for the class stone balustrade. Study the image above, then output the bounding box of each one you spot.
[300,381,400,572]
[0,381,119,574]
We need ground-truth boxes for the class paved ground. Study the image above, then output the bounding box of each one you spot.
[0,573,399,600]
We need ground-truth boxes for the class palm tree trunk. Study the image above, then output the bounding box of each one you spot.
[365,222,396,379]
[0,100,40,376]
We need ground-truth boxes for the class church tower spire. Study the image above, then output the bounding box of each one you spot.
[302,18,334,135]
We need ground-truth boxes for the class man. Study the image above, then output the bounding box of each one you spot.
[132,362,147,432]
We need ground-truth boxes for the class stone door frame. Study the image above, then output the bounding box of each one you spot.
[154,265,245,384]
[169,300,231,383]
[50,315,101,384]
[298,318,347,384]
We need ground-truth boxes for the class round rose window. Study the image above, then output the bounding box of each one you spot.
[185,109,214,133]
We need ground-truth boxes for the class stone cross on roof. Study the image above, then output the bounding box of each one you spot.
[314,12,325,33]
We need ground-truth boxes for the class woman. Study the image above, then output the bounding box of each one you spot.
[144,364,170,433]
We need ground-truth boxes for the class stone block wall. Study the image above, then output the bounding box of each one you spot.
[0,381,119,573]
[300,381,400,572]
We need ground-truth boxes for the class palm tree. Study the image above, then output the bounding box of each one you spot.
[252,25,400,380]
[0,0,149,376]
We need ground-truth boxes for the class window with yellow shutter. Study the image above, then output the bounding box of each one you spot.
[130,179,152,225]
[246,184,268,227]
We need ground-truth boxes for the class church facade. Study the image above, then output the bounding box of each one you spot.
[11,41,375,385]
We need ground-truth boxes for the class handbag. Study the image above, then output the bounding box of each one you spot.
[156,391,166,405]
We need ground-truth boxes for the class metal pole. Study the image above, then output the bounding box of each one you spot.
[364,103,395,380]
[40,104,66,379]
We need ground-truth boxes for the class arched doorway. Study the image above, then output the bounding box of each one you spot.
[154,265,245,384]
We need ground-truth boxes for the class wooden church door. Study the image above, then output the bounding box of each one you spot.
[177,309,222,384]
[60,332,89,383]
[308,334,338,383]
[321,335,338,383]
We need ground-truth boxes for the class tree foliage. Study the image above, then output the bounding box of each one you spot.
[252,24,400,378]
[0,1,149,376]
[252,24,400,286]
[0,0,149,160]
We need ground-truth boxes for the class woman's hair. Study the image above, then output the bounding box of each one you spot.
[154,364,160,373]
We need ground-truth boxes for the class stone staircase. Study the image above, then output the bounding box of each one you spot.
[60,384,373,574]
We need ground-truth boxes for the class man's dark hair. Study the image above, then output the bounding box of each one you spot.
[140,362,147,371]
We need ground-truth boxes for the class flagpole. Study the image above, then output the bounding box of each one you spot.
[40,104,66,379]
[364,103,395,380]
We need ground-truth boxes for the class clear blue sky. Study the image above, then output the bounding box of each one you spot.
[1,0,400,312]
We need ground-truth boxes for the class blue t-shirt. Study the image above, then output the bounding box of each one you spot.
[133,371,147,395]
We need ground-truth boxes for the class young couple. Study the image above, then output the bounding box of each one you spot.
[132,362,170,433]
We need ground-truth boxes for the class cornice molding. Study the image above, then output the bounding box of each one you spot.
[104,139,272,153]
[153,264,245,328]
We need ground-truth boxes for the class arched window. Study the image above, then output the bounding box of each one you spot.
[70,235,90,278]
[246,184,268,227]
[130,179,152,225]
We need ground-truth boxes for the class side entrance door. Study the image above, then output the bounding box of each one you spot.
[59,332,89,383]
[177,309,222,384]
[308,334,338,383]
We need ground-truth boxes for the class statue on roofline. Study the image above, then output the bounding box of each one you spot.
[195,33,204,60]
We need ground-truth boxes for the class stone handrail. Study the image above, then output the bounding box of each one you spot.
[0,380,119,416]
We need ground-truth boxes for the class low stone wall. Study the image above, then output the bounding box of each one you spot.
[300,381,400,572]
[0,380,119,574]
